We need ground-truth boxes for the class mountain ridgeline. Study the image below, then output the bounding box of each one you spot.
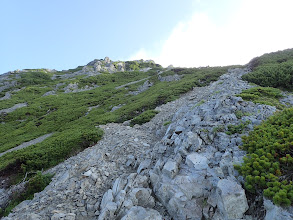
[0,49,293,219]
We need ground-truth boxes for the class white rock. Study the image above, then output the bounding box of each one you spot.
[128,188,155,208]
[264,197,293,220]
[137,159,151,174]
[121,206,162,220]
[83,170,92,177]
[162,161,179,179]
[174,174,210,199]
[100,189,114,210]
[51,213,66,220]
[182,131,202,151]
[91,172,99,181]
[98,202,118,220]
[186,153,208,170]
[217,178,248,219]
[112,177,127,197]
[168,194,203,219]
[104,56,111,63]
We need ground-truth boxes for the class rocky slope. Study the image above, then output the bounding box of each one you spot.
[1,57,233,217]
[2,67,293,220]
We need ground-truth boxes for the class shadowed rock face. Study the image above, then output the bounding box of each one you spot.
[2,68,293,220]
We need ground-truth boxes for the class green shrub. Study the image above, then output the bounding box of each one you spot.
[163,121,171,126]
[130,110,159,126]
[125,61,140,71]
[213,125,225,133]
[243,61,293,90]
[18,70,53,87]
[192,100,205,109]
[0,171,53,217]
[235,110,251,119]
[0,127,103,174]
[226,120,250,135]
[235,108,293,206]
[238,87,284,109]
[248,48,293,70]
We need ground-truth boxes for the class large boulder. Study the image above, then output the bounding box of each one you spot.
[117,62,125,72]
[162,160,179,179]
[186,153,208,170]
[264,198,293,220]
[216,178,248,219]
[121,206,162,220]
[104,56,111,63]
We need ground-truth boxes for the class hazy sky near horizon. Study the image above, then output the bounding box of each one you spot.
[0,0,292,74]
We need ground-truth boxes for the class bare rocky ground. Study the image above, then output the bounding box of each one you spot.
[3,68,293,220]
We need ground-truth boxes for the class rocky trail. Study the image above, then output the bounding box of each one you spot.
[3,68,293,220]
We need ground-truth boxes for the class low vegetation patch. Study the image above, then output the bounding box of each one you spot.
[0,171,53,217]
[243,60,293,91]
[17,70,54,87]
[0,127,103,175]
[235,110,251,119]
[235,108,293,206]
[237,87,284,109]
[163,121,171,126]
[212,125,225,133]
[226,120,250,135]
[192,100,205,109]
[130,110,159,126]
[248,48,293,70]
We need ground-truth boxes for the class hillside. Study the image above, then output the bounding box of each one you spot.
[1,50,293,219]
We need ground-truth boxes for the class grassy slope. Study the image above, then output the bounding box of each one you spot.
[244,48,293,91]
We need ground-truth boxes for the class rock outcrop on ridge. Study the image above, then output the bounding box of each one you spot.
[3,68,293,220]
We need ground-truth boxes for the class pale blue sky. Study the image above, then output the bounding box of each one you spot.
[1,0,292,74]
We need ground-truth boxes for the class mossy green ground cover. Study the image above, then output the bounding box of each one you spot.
[244,48,293,91]
[238,86,285,110]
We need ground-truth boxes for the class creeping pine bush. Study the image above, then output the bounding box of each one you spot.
[0,171,53,217]
[0,127,103,174]
[243,60,293,90]
[248,48,293,70]
[226,120,250,135]
[130,110,159,126]
[238,87,284,109]
[18,70,53,87]
[235,108,293,206]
